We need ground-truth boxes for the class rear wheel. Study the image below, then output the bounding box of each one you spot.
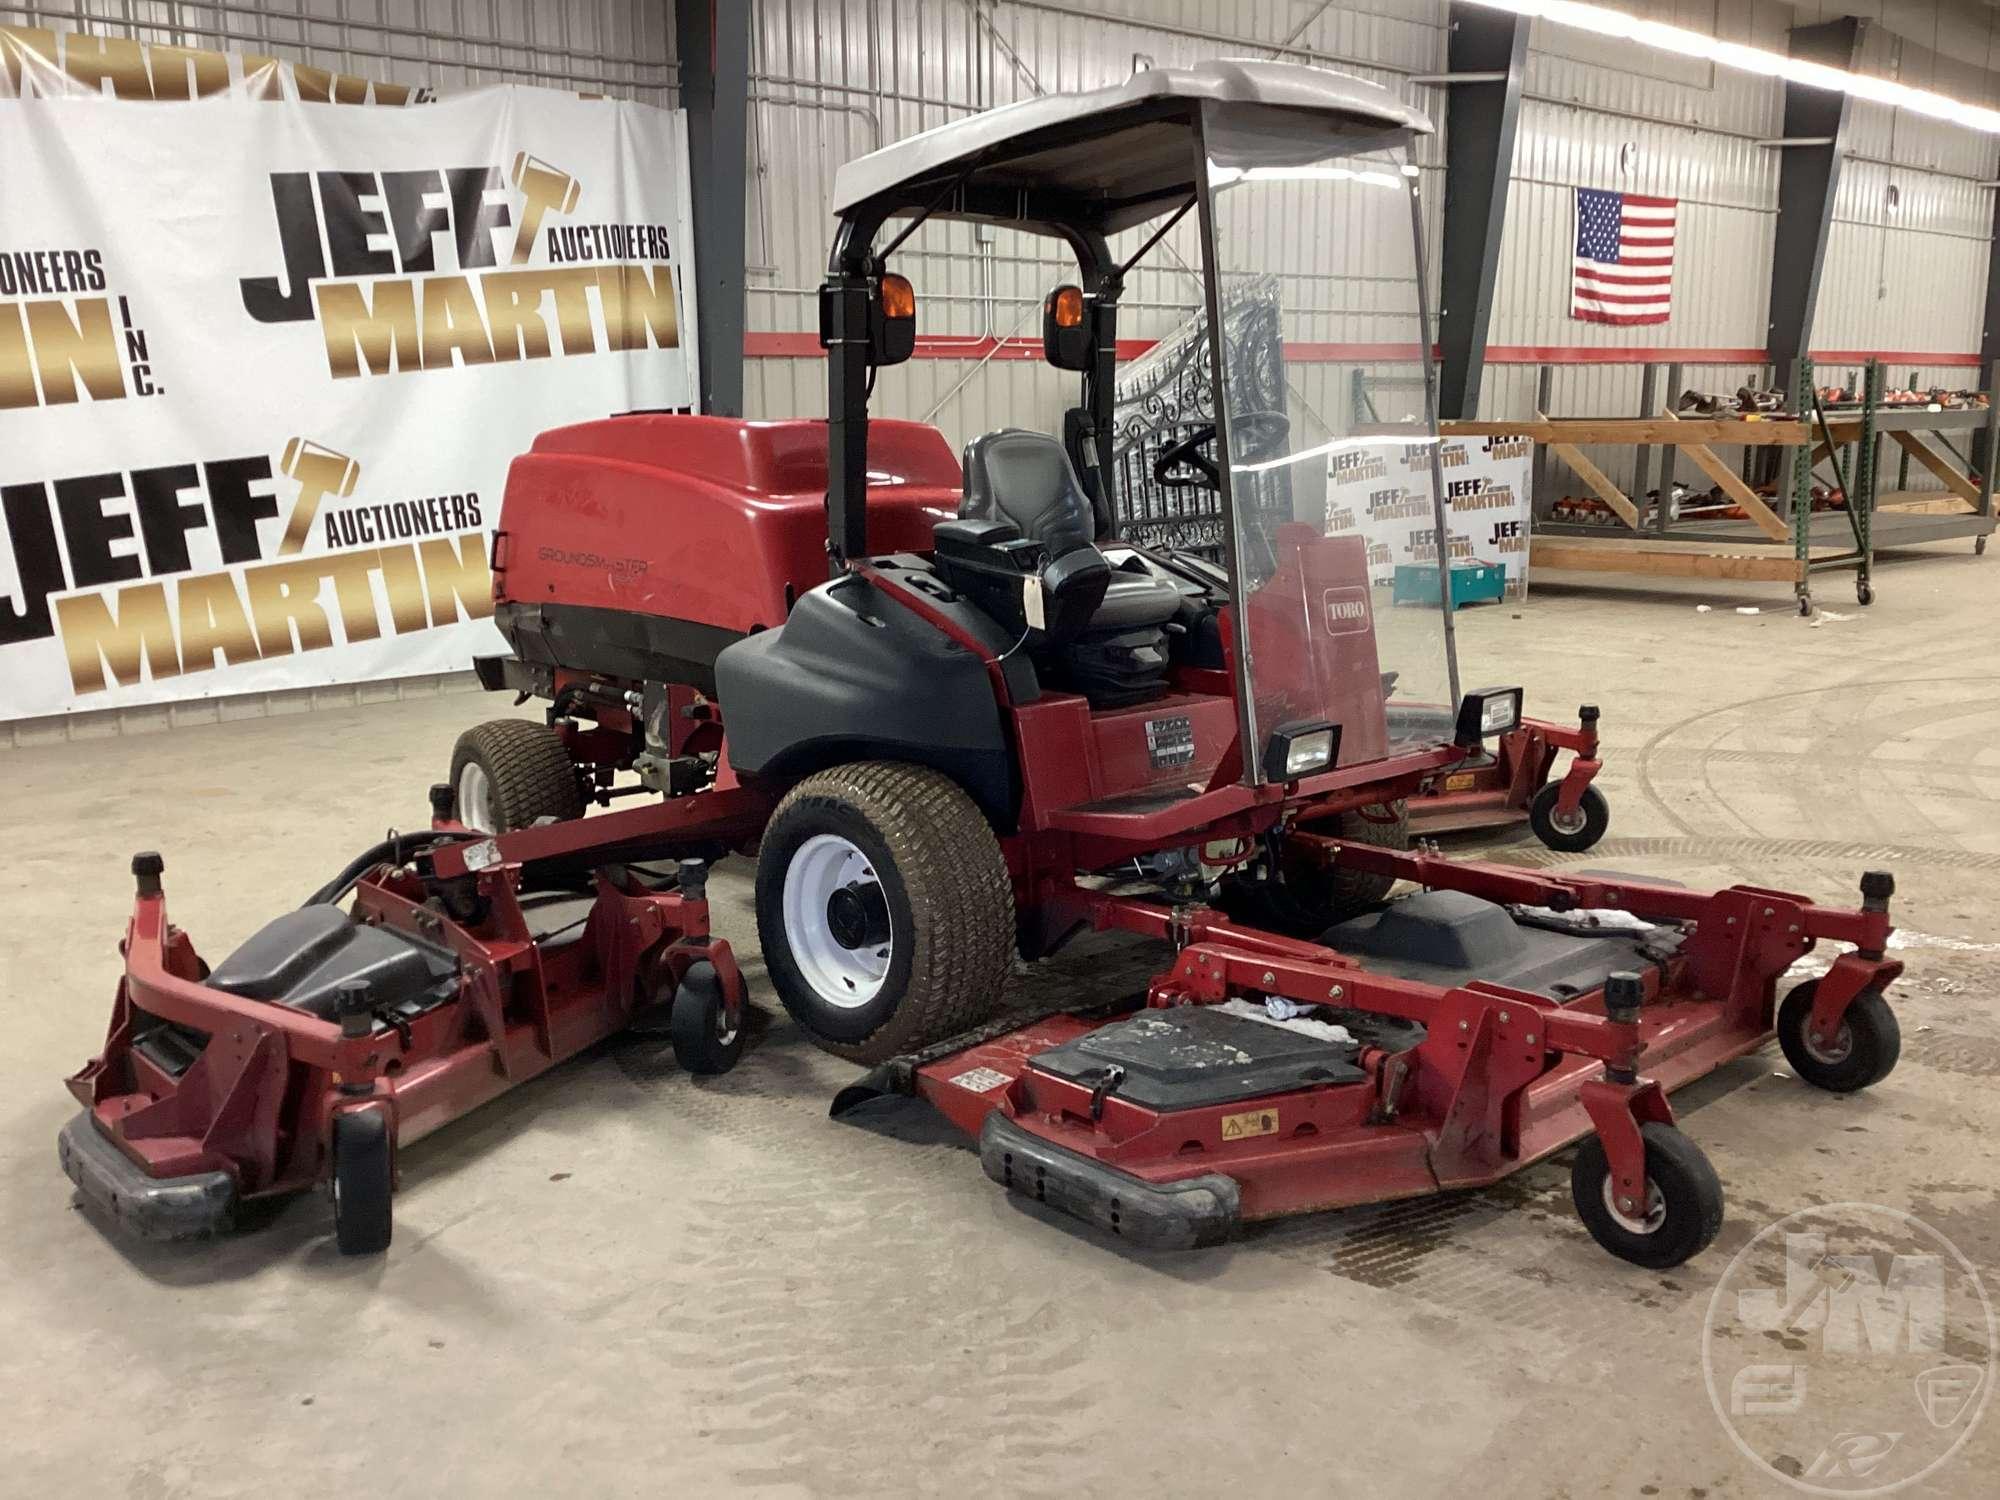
[1230,802,1408,935]
[449,719,584,833]
[330,1109,393,1256]
[755,762,1014,1063]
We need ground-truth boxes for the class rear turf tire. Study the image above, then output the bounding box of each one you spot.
[755,762,1014,1064]
[449,719,585,833]
[330,1109,393,1256]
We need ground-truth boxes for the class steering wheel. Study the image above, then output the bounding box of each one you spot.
[1151,412,1294,491]
[1153,424,1219,490]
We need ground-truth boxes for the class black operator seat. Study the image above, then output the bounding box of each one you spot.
[956,430,1183,634]
[931,429,1183,707]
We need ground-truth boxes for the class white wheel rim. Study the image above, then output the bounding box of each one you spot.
[457,761,496,832]
[1803,1020,1853,1065]
[1603,1175,1668,1235]
[783,834,892,1009]
[1548,801,1589,835]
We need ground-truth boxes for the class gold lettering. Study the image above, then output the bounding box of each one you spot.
[315,279,420,379]
[598,263,679,352]
[23,298,124,404]
[544,268,601,355]
[323,549,386,643]
[56,584,180,694]
[175,571,261,672]
[1,26,58,95]
[419,276,495,368]
[147,44,232,100]
[61,34,152,98]
[376,545,431,633]
[243,558,333,656]
[480,270,554,361]
[0,304,37,409]
[418,532,493,626]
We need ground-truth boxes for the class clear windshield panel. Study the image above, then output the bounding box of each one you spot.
[1201,113,1457,782]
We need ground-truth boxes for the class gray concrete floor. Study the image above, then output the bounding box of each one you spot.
[4,550,1997,1498]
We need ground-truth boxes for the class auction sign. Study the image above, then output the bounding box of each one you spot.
[1325,432,1533,596]
[0,29,698,720]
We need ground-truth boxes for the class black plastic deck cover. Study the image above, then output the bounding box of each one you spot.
[1028,1005,1369,1111]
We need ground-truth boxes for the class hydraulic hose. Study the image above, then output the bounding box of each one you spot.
[302,829,484,908]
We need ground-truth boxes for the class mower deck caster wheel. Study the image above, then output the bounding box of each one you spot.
[1976,534,1987,556]
[1797,595,1813,618]
[1776,980,1900,1092]
[669,961,744,1075]
[1528,782,1609,853]
[1856,577,1874,606]
[330,1109,393,1256]
[1570,1122,1723,1269]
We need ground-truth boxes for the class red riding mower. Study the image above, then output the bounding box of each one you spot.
[65,62,1899,1266]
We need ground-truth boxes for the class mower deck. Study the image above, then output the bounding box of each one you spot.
[836,841,1903,1261]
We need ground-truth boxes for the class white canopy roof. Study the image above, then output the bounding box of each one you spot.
[831,60,1433,233]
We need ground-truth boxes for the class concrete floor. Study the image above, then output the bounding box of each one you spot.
[4,549,1997,1498]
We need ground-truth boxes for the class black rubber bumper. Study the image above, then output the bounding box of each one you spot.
[58,1113,236,1241]
[978,1113,1240,1251]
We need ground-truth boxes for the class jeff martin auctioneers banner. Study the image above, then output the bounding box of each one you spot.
[0,30,700,720]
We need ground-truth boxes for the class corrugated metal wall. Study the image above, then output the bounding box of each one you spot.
[745,0,2000,501]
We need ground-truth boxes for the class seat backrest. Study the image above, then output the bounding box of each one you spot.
[960,429,1096,555]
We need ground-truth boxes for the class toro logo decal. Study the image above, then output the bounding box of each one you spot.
[1321,585,1371,636]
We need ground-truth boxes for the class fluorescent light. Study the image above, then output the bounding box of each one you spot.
[1463,0,2000,135]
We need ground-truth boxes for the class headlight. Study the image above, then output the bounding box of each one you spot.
[1263,722,1341,782]
[1454,687,1524,747]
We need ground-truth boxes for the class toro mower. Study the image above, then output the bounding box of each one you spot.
[65,62,1902,1266]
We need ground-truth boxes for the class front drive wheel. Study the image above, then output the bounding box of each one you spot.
[1570,1122,1723,1269]
[330,1108,393,1256]
[1777,980,1900,1092]
[755,763,1015,1064]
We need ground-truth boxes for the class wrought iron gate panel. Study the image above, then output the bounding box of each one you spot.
[1110,277,1292,559]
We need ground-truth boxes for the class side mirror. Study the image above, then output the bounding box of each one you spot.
[869,272,916,366]
[1042,283,1091,371]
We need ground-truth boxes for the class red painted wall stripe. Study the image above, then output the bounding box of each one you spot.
[743,331,1982,370]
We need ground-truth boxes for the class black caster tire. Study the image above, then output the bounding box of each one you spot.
[1529,782,1610,853]
[448,719,585,834]
[1797,595,1813,617]
[1776,980,1900,1092]
[1857,578,1874,606]
[1976,535,1988,556]
[331,1109,393,1256]
[1571,1122,1723,1269]
[669,960,744,1075]
[756,762,1014,1064]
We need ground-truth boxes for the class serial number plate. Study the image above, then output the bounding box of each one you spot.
[1146,714,1196,770]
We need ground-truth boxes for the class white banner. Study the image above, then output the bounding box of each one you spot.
[0,45,698,720]
[1325,433,1533,597]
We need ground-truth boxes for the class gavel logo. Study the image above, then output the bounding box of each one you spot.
[510,152,582,265]
[277,438,361,555]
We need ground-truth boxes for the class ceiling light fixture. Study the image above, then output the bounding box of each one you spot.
[1461,0,2000,136]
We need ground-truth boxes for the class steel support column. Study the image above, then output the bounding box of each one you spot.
[675,0,748,416]
[1975,195,2000,480]
[1765,17,1865,375]
[1436,3,1530,421]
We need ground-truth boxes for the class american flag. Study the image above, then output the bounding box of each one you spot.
[1572,187,1677,325]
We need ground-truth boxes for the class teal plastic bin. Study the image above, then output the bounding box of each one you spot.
[1391,560,1507,609]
